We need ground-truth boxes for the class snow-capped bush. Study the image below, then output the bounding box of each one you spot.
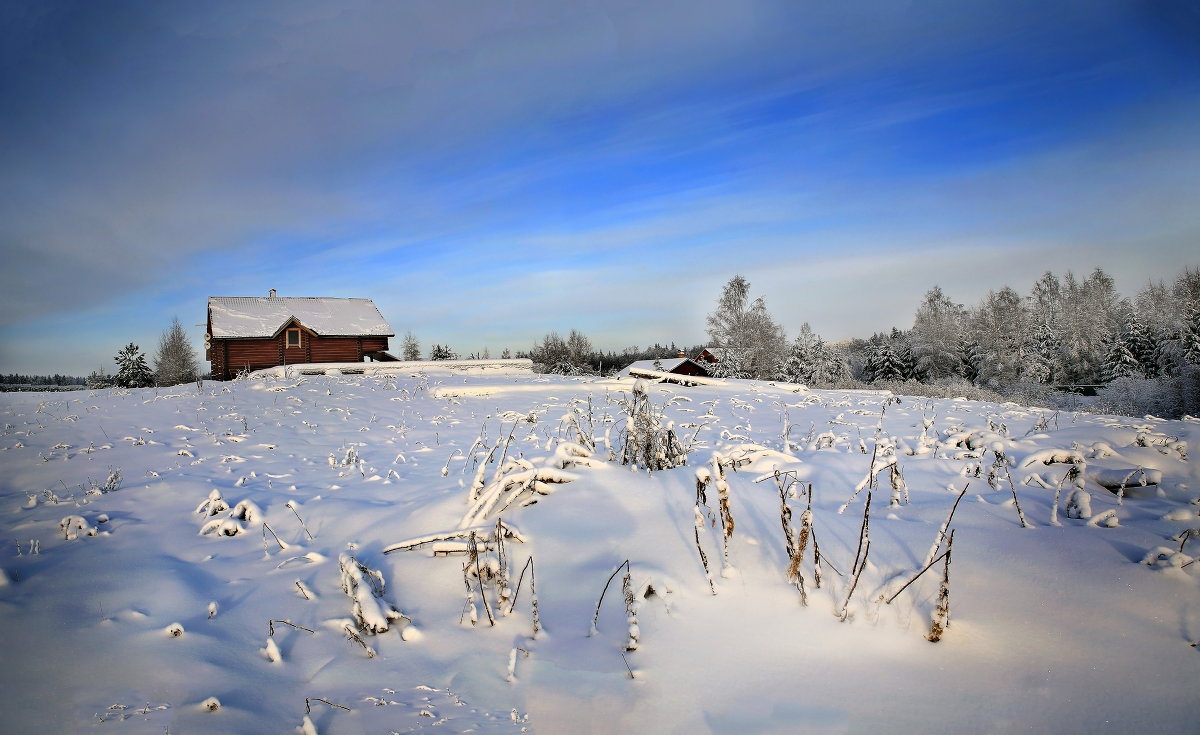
[338,551,409,636]
[619,380,687,471]
[1143,547,1193,569]
[59,515,97,540]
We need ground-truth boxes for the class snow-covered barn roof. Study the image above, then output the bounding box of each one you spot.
[208,296,394,339]
[617,358,707,378]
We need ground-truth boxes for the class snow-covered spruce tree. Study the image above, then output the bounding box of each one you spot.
[705,275,786,380]
[1180,302,1200,366]
[779,323,819,384]
[401,331,421,361]
[1021,320,1059,384]
[865,340,906,383]
[1121,312,1158,378]
[958,336,981,384]
[86,367,113,389]
[894,333,917,381]
[153,317,200,386]
[114,343,154,388]
[1102,333,1141,382]
[811,339,852,386]
[429,344,456,360]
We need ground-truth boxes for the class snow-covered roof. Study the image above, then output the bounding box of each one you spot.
[208,296,393,339]
[617,358,707,378]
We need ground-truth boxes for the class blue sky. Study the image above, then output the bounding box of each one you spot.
[1,0,1198,376]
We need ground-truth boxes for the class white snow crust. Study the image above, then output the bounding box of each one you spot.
[2,373,1199,733]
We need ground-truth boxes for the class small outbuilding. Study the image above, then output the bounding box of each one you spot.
[207,292,395,380]
[617,357,711,380]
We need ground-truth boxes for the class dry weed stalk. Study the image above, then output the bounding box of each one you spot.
[494,518,512,613]
[922,485,968,568]
[467,531,495,626]
[888,460,908,508]
[927,529,954,642]
[342,624,376,658]
[838,489,872,622]
[987,449,1029,527]
[622,566,640,651]
[286,500,314,541]
[696,453,743,574]
[692,477,716,594]
[1051,465,1081,526]
[508,555,542,637]
[886,527,955,605]
[771,470,807,605]
[590,559,631,637]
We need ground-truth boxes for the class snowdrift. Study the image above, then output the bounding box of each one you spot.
[1,372,1198,733]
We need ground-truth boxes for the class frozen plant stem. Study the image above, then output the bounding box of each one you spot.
[507,556,541,636]
[927,530,954,642]
[923,485,968,568]
[269,619,315,635]
[591,560,631,636]
[990,450,1029,528]
[693,480,716,594]
[287,503,314,541]
[468,531,495,626]
[342,624,376,658]
[262,523,287,550]
[838,490,872,622]
[306,697,351,714]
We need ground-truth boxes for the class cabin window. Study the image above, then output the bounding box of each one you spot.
[286,328,301,348]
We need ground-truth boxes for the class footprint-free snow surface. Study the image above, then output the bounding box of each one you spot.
[2,368,1198,733]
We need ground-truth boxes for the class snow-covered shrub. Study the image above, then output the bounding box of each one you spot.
[329,444,362,469]
[87,468,122,495]
[619,379,686,471]
[338,551,409,635]
[1064,488,1092,520]
[59,515,97,540]
[195,489,230,517]
[200,518,245,537]
[1143,546,1193,569]
[1095,366,1200,419]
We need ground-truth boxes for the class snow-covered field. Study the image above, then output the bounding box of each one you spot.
[2,367,1198,734]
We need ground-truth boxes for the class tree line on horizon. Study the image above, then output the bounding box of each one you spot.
[28,263,1200,418]
[498,265,1200,417]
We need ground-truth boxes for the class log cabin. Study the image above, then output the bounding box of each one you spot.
[207,292,395,380]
